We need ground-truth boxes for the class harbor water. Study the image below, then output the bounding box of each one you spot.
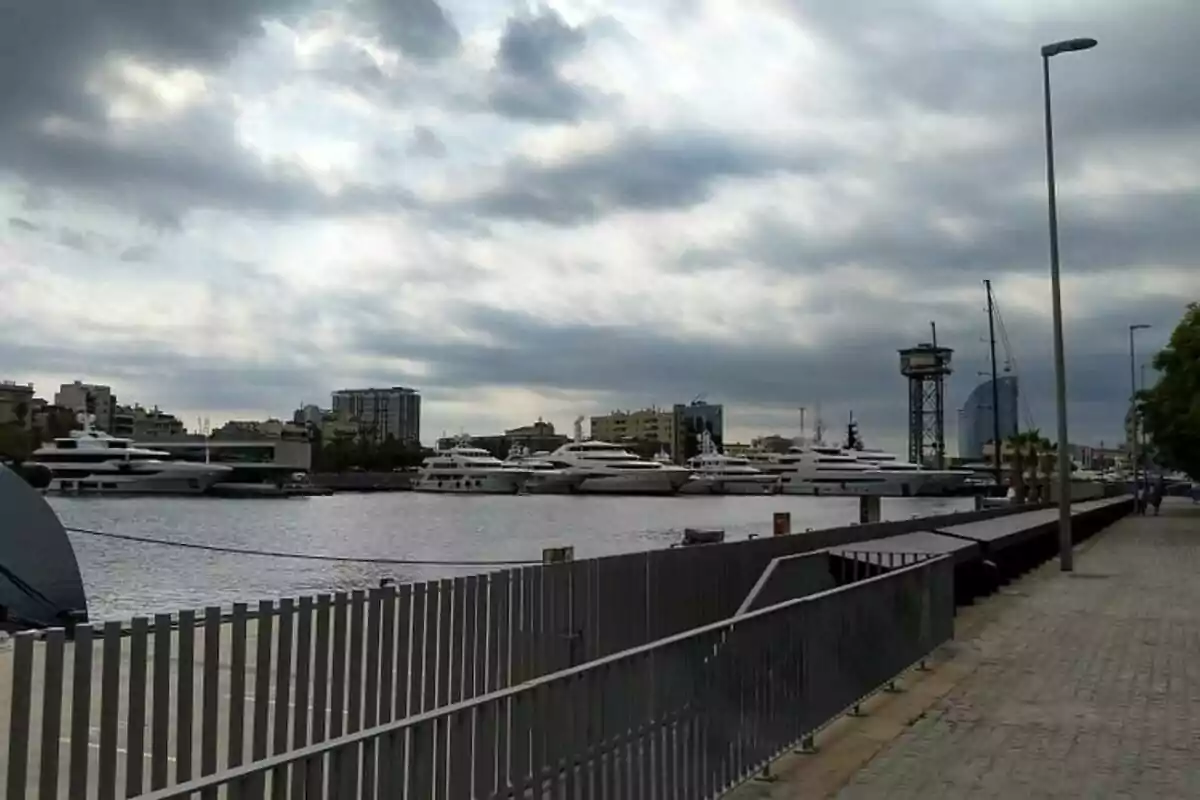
[51,493,974,621]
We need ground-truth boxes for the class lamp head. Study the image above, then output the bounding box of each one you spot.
[1042,38,1098,57]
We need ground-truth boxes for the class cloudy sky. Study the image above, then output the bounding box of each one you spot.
[1,0,1196,453]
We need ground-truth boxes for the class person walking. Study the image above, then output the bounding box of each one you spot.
[1135,483,1145,515]
[1150,481,1163,516]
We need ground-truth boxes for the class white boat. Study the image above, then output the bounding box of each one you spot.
[680,432,778,495]
[749,444,916,496]
[545,418,692,495]
[502,445,586,494]
[29,414,231,495]
[414,441,529,494]
[849,449,973,496]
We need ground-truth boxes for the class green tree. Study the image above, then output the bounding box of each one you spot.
[1138,302,1200,480]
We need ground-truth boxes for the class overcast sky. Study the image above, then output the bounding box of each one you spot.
[1,0,1196,452]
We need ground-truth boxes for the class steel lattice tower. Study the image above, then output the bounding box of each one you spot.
[899,343,954,469]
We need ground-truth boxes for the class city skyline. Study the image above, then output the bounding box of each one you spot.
[1,1,1195,455]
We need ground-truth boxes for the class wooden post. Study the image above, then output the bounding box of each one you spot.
[542,546,574,564]
[773,512,791,536]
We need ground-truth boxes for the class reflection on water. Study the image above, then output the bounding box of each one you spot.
[50,493,973,621]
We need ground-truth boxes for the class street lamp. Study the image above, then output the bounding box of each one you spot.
[1129,324,1150,496]
[1042,35,1097,572]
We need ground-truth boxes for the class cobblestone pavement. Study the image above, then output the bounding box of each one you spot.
[835,498,1200,799]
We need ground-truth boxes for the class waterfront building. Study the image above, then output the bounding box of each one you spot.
[437,419,570,457]
[213,418,310,442]
[672,401,725,463]
[331,386,421,444]
[0,380,34,428]
[590,407,677,447]
[957,376,1019,460]
[54,380,116,431]
[112,404,185,439]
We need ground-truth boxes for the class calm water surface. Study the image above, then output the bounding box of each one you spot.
[50,493,974,621]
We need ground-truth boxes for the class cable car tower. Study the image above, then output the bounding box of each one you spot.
[899,324,953,469]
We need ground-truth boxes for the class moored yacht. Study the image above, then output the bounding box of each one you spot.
[680,432,778,495]
[748,441,916,496]
[29,415,232,495]
[502,445,586,494]
[545,418,692,495]
[414,440,529,494]
[840,419,972,495]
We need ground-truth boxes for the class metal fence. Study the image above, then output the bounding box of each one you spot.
[135,552,954,799]
[1,504,1025,799]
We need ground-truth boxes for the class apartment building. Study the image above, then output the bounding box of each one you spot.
[331,386,421,444]
[0,380,34,427]
[54,380,116,431]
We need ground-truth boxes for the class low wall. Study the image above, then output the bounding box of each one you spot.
[309,471,413,491]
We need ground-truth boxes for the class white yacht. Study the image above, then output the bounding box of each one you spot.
[750,443,917,496]
[544,418,692,495]
[29,415,232,495]
[502,445,586,494]
[414,441,529,494]
[680,432,778,495]
[850,448,973,496]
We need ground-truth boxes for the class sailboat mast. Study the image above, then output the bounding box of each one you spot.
[985,280,1002,482]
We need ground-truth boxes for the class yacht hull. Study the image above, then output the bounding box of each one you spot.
[46,468,227,496]
[679,476,779,495]
[523,474,587,494]
[577,473,689,495]
[413,473,526,494]
[779,474,918,497]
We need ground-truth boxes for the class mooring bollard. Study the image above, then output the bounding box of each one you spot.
[773,511,791,536]
[796,734,818,754]
[543,546,575,564]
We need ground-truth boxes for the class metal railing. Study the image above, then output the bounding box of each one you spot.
[4,502,1012,798]
[124,553,953,799]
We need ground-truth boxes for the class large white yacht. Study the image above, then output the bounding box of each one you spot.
[502,445,586,494]
[544,418,692,494]
[29,415,232,495]
[839,419,972,496]
[680,431,778,495]
[747,438,917,496]
[414,441,529,494]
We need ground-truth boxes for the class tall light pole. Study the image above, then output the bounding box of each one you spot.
[1129,323,1150,495]
[1042,36,1097,572]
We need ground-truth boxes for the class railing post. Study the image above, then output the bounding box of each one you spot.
[796,734,819,754]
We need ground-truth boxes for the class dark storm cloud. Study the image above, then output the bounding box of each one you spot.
[0,0,421,222]
[464,130,831,225]
[487,8,597,122]
[358,0,461,61]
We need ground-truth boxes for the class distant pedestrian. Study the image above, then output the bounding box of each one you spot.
[1150,483,1163,516]
[1135,485,1145,515]
[1192,482,1200,504]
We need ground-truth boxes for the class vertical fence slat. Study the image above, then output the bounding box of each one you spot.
[362,589,383,800]
[5,632,34,800]
[422,583,439,714]
[124,617,149,798]
[394,584,413,720]
[68,624,95,798]
[436,578,453,710]
[378,587,396,724]
[409,582,427,714]
[37,629,65,800]
[347,590,366,733]
[290,595,314,800]
[271,598,294,800]
[449,577,466,704]
[227,604,249,774]
[248,600,273,798]
[98,621,123,800]
[409,584,427,716]
[177,610,196,784]
[150,615,172,790]
[461,575,477,702]
[200,607,221,800]
[329,593,348,739]
[307,595,332,793]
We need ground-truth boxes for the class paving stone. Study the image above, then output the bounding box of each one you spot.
[836,498,1200,800]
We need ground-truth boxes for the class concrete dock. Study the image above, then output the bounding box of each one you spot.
[729,497,1200,799]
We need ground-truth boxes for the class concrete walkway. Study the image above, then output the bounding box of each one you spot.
[734,497,1200,799]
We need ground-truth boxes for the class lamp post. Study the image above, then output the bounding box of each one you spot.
[1041,36,1097,572]
[1128,324,1150,496]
